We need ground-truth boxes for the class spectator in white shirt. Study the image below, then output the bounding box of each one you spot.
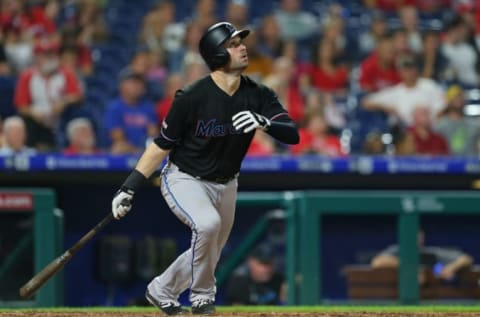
[362,53,446,126]
[441,15,480,87]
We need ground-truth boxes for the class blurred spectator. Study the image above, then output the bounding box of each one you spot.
[262,57,303,123]
[291,112,344,156]
[0,0,56,36]
[363,0,448,13]
[104,69,158,154]
[146,49,168,85]
[0,41,10,75]
[246,130,277,156]
[140,0,177,53]
[75,0,108,44]
[407,106,449,155]
[155,73,184,123]
[225,0,249,30]
[257,15,284,59]
[371,230,473,282]
[399,5,422,53]
[274,0,318,41]
[392,128,416,155]
[441,15,480,87]
[362,131,386,155]
[0,116,35,155]
[59,26,93,77]
[434,85,480,156]
[359,34,401,92]
[14,38,83,151]
[357,11,389,59]
[192,0,217,30]
[243,30,273,80]
[392,28,412,56]
[63,117,98,155]
[320,16,349,61]
[279,40,299,63]
[454,2,480,72]
[124,48,164,102]
[362,53,445,126]
[3,20,33,73]
[302,39,349,96]
[303,89,345,131]
[419,30,449,81]
[184,59,209,85]
[167,20,204,73]
[225,243,285,305]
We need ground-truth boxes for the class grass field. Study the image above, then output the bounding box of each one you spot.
[2,305,480,316]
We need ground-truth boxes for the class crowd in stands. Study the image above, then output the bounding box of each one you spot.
[1,0,480,157]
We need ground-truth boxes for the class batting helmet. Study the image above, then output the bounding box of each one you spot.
[199,22,250,70]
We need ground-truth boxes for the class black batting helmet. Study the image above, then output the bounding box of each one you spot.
[199,22,250,70]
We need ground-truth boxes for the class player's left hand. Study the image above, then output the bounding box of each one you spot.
[232,110,271,133]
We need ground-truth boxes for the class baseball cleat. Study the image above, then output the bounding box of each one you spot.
[191,298,216,315]
[145,291,188,316]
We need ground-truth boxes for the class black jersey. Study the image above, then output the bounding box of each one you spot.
[154,75,293,179]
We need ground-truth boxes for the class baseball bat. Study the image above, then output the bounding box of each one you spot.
[19,213,114,299]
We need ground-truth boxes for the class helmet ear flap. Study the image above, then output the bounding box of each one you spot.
[210,48,230,69]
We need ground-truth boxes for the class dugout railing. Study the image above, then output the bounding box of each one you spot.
[0,188,63,307]
[287,190,480,305]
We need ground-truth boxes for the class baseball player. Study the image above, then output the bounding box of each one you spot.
[111,22,299,315]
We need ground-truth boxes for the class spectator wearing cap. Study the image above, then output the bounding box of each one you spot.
[14,38,83,151]
[0,116,36,155]
[103,69,158,154]
[362,53,445,126]
[63,118,99,155]
[434,85,480,156]
[225,243,286,305]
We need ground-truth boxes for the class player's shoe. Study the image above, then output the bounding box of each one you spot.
[191,298,216,315]
[145,290,188,316]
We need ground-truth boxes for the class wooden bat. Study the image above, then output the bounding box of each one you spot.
[19,213,114,299]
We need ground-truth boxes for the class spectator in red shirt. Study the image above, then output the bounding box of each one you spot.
[14,38,83,151]
[359,34,401,92]
[63,117,98,155]
[304,39,349,96]
[408,106,449,155]
[155,73,184,123]
[263,57,304,123]
[0,0,56,36]
[291,112,345,156]
[247,131,277,156]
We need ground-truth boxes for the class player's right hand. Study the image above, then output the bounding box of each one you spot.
[112,188,134,219]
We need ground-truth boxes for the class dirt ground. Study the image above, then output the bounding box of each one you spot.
[2,313,480,317]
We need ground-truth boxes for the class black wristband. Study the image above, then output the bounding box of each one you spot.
[122,169,147,192]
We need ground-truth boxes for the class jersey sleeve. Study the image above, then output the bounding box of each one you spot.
[153,89,190,150]
[259,85,293,123]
